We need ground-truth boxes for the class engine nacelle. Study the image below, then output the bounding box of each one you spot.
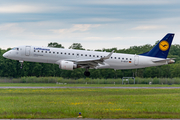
[59,60,77,70]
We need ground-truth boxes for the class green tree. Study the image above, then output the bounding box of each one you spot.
[1,41,180,79]
[69,43,85,50]
[48,42,64,48]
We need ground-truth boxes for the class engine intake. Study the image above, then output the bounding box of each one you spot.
[59,60,77,70]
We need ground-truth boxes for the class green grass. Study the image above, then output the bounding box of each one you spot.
[0,88,180,118]
[2,76,180,84]
[0,83,180,87]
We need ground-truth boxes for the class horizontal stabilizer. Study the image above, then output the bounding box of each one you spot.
[152,58,175,64]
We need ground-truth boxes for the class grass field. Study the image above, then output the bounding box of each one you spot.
[0,88,180,118]
[0,83,180,87]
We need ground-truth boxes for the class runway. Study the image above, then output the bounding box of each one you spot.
[1,86,180,89]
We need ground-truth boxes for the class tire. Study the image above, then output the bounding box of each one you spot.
[84,71,90,77]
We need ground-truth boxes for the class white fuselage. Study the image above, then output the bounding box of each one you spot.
[3,45,168,70]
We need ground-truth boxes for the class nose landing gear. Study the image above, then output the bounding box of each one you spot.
[19,61,23,69]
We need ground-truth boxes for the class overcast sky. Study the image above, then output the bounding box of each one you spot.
[0,0,180,50]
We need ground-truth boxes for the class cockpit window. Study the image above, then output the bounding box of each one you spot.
[12,47,19,50]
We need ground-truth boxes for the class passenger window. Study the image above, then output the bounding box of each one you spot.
[38,51,39,52]
[93,55,95,57]
[34,50,36,52]
[126,58,128,60]
[53,52,55,54]
[42,51,43,53]
[45,51,47,53]
[81,54,83,56]
[61,52,63,54]
[85,54,87,56]
[89,55,91,57]
[111,57,113,59]
[65,53,66,55]
[118,57,120,59]
[17,48,19,50]
[114,57,116,59]
[130,58,132,60]
[49,51,51,53]
[68,53,70,55]
[97,55,99,57]
[122,58,124,60]
[101,56,102,58]
[72,53,74,55]
[57,52,59,54]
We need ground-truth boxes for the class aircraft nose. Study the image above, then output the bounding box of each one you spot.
[3,52,9,58]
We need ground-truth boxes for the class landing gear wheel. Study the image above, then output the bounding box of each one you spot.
[84,71,90,77]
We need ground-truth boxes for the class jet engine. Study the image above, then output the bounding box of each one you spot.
[59,60,77,70]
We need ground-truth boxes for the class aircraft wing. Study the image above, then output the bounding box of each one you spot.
[68,50,114,68]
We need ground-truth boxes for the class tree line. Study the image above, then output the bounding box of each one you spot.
[1,42,180,78]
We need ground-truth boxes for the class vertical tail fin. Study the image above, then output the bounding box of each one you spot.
[140,33,174,58]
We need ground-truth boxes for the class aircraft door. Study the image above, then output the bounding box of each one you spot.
[134,55,139,66]
[25,46,31,56]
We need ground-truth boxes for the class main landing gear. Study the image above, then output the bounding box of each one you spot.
[84,71,90,77]
[19,61,23,69]
[84,68,90,77]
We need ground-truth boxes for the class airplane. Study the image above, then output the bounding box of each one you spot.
[3,33,175,77]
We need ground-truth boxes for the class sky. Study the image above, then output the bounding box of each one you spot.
[0,0,180,50]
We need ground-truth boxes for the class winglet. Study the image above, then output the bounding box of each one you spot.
[101,50,114,61]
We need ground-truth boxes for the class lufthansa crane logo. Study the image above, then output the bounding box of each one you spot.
[159,41,169,51]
